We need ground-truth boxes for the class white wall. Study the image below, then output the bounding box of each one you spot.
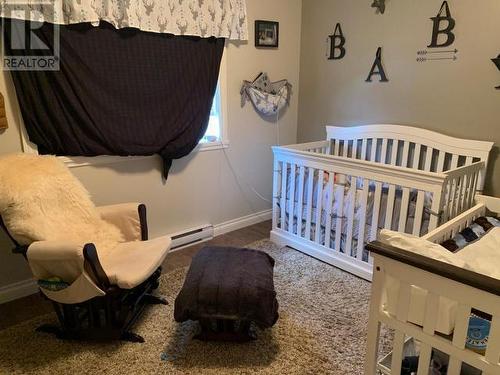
[0,0,302,290]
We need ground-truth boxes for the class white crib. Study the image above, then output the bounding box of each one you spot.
[365,195,500,375]
[271,124,493,281]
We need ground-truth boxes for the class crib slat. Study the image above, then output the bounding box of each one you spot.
[390,331,406,375]
[280,162,288,231]
[464,172,474,211]
[345,177,357,256]
[398,188,410,233]
[485,316,500,365]
[352,139,359,160]
[384,185,396,230]
[448,177,458,220]
[370,182,383,241]
[412,190,425,236]
[465,156,473,165]
[450,154,459,170]
[334,175,346,252]
[361,139,368,161]
[396,282,411,321]
[296,166,305,235]
[288,164,296,234]
[272,159,281,229]
[452,304,471,349]
[424,147,433,171]
[423,292,440,335]
[324,172,335,248]
[401,141,410,168]
[416,344,433,375]
[458,174,468,215]
[381,138,388,164]
[437,151,446,172]
[447,358,462,375]
[467,171,478,209]
[305,168,315,240]
[342,140,348,157]
[356,179,370,260]
[390,140,399,165]
[412,143,422,169]
[370,138,377,162]
[314,170,324,244]
[331,140,338,156]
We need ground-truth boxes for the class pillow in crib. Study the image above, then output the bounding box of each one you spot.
[440,217,500,253]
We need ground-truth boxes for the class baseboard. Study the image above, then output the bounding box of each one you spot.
[0,209,272,304]
[213,209,272,237]
[0,279,38,304]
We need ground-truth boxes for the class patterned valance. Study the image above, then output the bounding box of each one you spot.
[0,0,248,40]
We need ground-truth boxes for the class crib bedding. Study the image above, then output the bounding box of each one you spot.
[280,172,432,246]
[382,227,500,335]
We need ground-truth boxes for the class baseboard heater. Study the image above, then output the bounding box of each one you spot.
[169,224,214,250]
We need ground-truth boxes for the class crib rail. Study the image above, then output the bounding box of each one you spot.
[271,144,485,281]
[272,146,449,280]
[326,125,493,192]
[440,162,485,224]
[365,241,500,375]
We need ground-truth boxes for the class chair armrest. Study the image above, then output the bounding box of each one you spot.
[96,203,148,242]
[27,241,110,289]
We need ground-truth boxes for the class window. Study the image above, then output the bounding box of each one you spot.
[200,84,222,144]
[198,48,228,149]
[20,47,228,166]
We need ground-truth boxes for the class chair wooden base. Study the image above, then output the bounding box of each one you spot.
[36,267,166,343]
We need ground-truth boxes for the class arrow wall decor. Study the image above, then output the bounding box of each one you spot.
[416,49,458,63]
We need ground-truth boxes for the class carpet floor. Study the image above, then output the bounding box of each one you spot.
[0,240,392,375]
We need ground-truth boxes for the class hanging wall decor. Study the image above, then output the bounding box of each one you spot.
[371,0,386,15]
[255,21,279,48]
[416,48,457,63]
[492,55,500,90]
[366,47,389,82]
[428,1,456,48]
[241,73,291,117]
[328,23,346,60]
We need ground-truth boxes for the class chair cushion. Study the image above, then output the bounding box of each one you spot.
[99,236,171,289]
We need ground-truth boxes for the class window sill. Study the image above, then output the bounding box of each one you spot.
[195,141,229,152]
[60,141,229,168]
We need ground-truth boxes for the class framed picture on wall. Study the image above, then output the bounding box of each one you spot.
[255,20,279,48]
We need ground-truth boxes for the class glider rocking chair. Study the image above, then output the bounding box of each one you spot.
[0,204,171,343]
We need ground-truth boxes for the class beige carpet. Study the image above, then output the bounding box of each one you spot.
[0,240,391,375]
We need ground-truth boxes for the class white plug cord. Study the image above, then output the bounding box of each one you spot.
[216,85,287,223]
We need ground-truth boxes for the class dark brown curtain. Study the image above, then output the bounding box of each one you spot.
[3,19,225,177]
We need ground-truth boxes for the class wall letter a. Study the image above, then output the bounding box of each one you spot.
[366,47,388,82]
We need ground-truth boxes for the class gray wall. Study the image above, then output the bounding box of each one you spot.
[0,0,302,290]
[298,0,500,196]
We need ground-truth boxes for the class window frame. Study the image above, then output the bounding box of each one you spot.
[20,45,229,168]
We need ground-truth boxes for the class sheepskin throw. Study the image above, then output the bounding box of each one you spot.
[0,154,123,251]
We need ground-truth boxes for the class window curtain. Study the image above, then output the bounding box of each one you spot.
[0,0,248,40]
[4,19,225,177]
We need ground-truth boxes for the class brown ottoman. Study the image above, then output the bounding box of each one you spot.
[174,246,279,341]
